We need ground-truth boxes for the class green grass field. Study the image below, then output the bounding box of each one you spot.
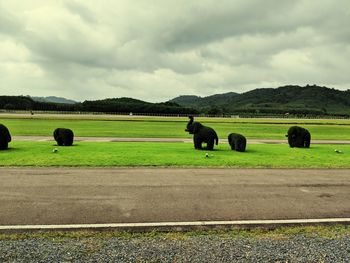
[1,115,349,168]
[1,141,349,168]
[2,113,350,124]
[1,116,350,140]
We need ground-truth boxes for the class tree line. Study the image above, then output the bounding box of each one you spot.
[0,96,199,114]
[1,92,349,117]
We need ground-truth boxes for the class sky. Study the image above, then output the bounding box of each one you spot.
[1,0,349,102]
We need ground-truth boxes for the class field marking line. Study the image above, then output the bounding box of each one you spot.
[1,218,350,231]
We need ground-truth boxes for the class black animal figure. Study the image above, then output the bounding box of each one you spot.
[185,116,218,150]
[0,124,11,150]
[286,126,311,148]
[228,133,246,152]
[53,128,74,146]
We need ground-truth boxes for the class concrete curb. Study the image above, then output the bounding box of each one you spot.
[1,218,350,233]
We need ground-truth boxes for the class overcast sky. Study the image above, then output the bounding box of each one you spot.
[1,1,349,102]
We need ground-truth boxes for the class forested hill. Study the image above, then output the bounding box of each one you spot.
[80,97,198,114]
[31,96,78,104]
[0,96,198,114]
[171,92,238,108]
[0,96,76,111]
[170,85,350,116]
[2,85,350,116]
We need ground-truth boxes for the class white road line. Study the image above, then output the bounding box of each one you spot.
[1,218,350,231]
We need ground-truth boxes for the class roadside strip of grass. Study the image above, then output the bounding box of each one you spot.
[1,141,349,168]
[1,225,349,241]
[1,118,350,140]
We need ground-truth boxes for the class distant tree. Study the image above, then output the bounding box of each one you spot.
[3,103,15,110]
[207,106,223,115]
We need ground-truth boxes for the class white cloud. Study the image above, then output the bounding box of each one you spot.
[0,0,349,102]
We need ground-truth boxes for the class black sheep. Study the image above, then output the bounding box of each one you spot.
[286,126,311,148]
[228,133,246,152]
[0,124,11,150]
[53,128,74,146]
[185,116,218,150]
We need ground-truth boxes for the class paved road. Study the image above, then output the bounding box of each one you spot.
[0,168,349,226]
[12,135,350,144]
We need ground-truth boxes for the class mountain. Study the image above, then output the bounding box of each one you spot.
[81,97,198,114]
[0,96,198,114]
[0,96,77,111]
[170,92,238,108]
[170,85,350,116]
[31,96,78,104]
[169,95,202,107]
[2,85,350,116]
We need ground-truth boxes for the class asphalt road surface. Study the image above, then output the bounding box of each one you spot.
[0,168,349,226]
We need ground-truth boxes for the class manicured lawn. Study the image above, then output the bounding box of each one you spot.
[1,113,350,124]
[1,141,349,168]
[1,117,350,140]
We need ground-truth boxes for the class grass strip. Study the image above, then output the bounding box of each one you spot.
[1,118,350,140]
[1,225,349,241]
[1,141,350,168]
